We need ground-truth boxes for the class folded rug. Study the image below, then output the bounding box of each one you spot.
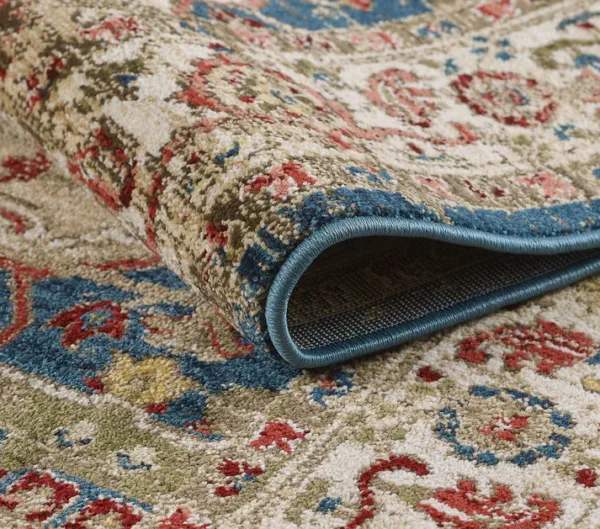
[2,0,600,368]
[4,2,600,527]
[4,110,600,528]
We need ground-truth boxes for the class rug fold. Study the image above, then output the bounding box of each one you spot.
[2,0,600,367]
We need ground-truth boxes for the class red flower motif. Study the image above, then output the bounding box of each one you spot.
[580,67,600,103]
[456,320,596,374]
[578,67,600,117]
[175,57,246,112]
[83,377,107,394]
[576,468,598,488]
[62,498,142,529]
[250,419,309,454]
[453,71,557,127]
[419,479,561,529]
[365,69,438,127]
[48,301,127,348]
[145,403,168,415]
[0,471,79,524]
[74,128,139,212]
[218,459,245,477]
[214,458,264,497]
[0,208,27,234]
[185,417,217,437]
[199,224,229,268]
[478,412,529,442]
[204,223,228,248]
[0,151,51,183]
[414,176,452,199]
[219,459,263,478]
[245,162,316,199]
[417,365,445,382]
[23,56,66,111]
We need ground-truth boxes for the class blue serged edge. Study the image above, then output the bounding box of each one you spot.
[265,216,600,368]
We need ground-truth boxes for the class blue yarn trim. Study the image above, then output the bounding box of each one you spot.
[265,217,600,368]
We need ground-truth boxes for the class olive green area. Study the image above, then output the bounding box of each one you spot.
[0,375,212,503]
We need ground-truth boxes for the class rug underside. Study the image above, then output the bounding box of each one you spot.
[288,238,600,350]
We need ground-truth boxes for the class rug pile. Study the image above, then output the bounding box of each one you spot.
[2,0,600,527]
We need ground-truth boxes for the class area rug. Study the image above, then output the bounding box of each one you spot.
[2,0,600,368]
[2,0,600,527]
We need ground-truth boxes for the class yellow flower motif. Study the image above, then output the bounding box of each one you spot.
[102,354,194,405]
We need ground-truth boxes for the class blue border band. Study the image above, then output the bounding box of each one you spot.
[265,217,600,368]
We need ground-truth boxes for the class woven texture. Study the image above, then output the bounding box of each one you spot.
[2,0,600,362]
[3,0,600,527]
[3,112,600,527]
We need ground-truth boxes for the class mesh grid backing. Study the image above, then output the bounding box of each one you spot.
[287,237,600,350]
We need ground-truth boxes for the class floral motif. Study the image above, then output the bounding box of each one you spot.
[576,468,598,488]
[3,0,597,373]
[250,419,310,454]
[2,2,600,528]
[63,498,143,529]
[214,459,264,497]
[436,386,574,466]
[456,320,597,374]
[577,65,600,116]
[453,71,557,126]
[80,17,140,42]
[365,69,438,126]
[346,455,430,528]
[49,301,128,348]
[0,471,79,524]
[158,507,209,529]
[419,479,561,529]
[0,151,50,182]
[478,412,529,442]
[416,365,445,382]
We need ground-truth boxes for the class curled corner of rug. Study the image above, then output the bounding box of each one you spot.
[3,0,600,526]
[2,0,600,370]
[266,218,600,367]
